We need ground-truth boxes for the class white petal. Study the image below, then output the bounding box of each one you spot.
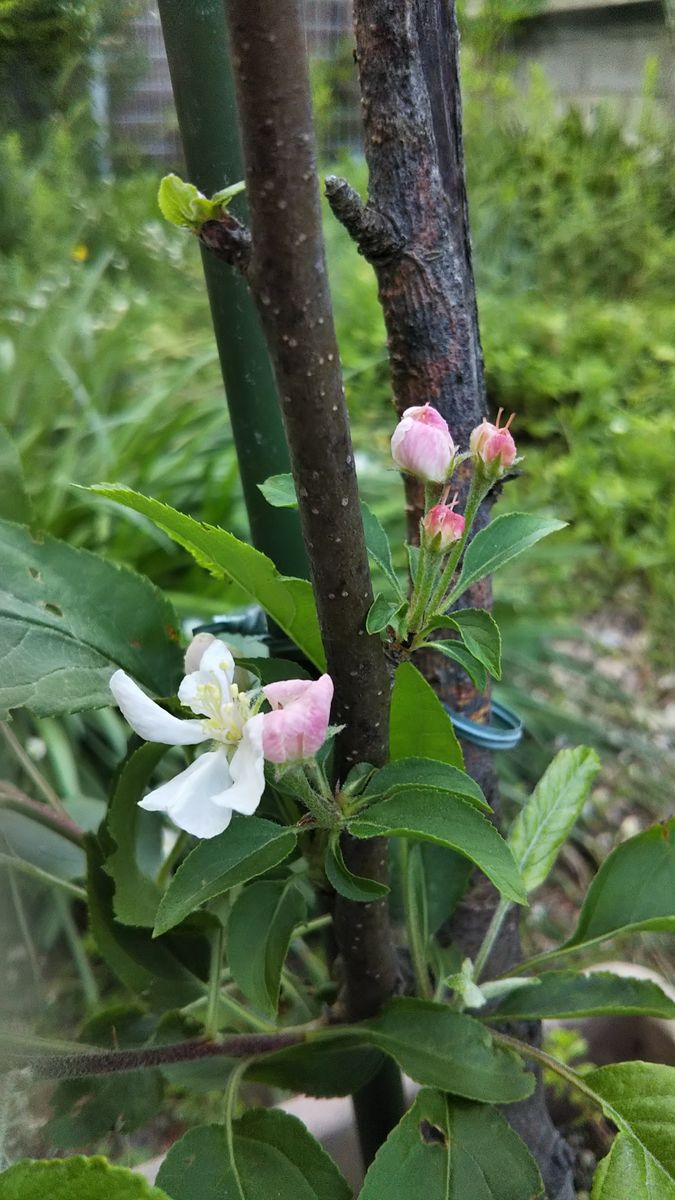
[110,670,207,745]
[139,749,234,838]
[216,713,265,816]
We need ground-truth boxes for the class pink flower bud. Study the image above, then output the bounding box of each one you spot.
[470,409,517,473]
[391,404,456,483]
[261,674,334,765]
[423,503,465,552]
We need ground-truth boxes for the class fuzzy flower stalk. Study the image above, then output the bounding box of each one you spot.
[110,635,335,838]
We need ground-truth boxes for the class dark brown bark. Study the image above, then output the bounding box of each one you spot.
[224,0,399,1031]
[331,2,574,1194]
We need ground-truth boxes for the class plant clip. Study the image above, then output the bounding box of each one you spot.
[444,699,523,751]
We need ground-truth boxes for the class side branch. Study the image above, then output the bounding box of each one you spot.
[325,176,405,262]
[15,1031,304,1081]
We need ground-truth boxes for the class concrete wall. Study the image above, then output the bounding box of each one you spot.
[511,1,674,122]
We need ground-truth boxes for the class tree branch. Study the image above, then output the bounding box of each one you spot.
[224,0,399,1039]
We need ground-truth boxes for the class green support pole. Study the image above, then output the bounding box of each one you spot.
[157,0,308,578]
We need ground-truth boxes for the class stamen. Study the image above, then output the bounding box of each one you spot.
[495,407,504,428]
[504,411,516,430]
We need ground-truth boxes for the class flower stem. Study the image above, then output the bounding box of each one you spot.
[205,924,225,1040]
[424,473,486,619]
[406,544,441,635]
[400,841,432,999]
[472,897,512,983]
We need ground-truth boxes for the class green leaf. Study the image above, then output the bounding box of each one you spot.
[0,808,84,880]
[210,181,246,206]
[592,1134,675,1200]
[227,880,306,1017]
[509,747,601,894]
[324,834,390,901]
[0,425,31,524]
[487,971,675,1021]
[586,1062,675,1184]
[366,594,405,635]
[360,1089,544,1200]
[364,757,489,810]
[0,519,182,719]
[104,743,166,927]
[86,838,202,1008]
[420,844,473,934]
[157,173,219,230]
[154,817,297,936]
[259,474,402,598]
[445,608,502,679]
[390,662,463,769]
[424,641,488,690]
[248,1042,384,1098]
[0,1156,170,1199]
[360,998,533,1102]
[349,788,526,905]
[157,1111,351,1200]
[88,486,325,669]
[562,818,675,954]
[449,513,567,601]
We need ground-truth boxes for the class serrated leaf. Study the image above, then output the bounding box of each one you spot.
[449,513,567,601]
[324,834,390,901]
[390,662,463,769]
[364,757,489,810]
[0,518,182,719]
[445,608,502,679]
[154,816,297,936]
[562,818,675,954]
[104,743,166,927]
[586,1062,675,1185]
[349,788,526,905]
[359,998,533,1102]
[227,880,306,1016]
[86,837,202,1008]
[259,473,402,598]
[592,1134,675,1199]
[88,486,325,669]
[360,1089,544,1200]
[366,593,405,635]
[157,1110,351,1200]
[425,641,488,690]
[509,746,601,893]
[487,971,675,1021]
[248,1042,384,1097]
[0,1156,170,1199]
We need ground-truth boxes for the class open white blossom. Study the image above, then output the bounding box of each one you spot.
[110,639,265,839]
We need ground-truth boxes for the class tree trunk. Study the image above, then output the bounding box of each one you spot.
[327,3,575,1195]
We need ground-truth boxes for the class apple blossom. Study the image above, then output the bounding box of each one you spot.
[390,404,455,483]
[422,501,465,553]
[110,637,266,839]
[261,674,334,764]
[470,409,517,474]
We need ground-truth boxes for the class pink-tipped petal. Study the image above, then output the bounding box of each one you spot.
[261,674,334,765]
[262,677,313,710]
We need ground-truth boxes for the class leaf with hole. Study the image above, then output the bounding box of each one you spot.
[227,879,306,1017]
[359,1089,544,1200]
[509,746,601,894]
[153,816,297,936]
[88,486,325,669]
[0,518,182,720]
[449,513,567,601]
[486,971,675,1021]
[349,788,526,905]
[390,662,463,768]
[156,1110,351,1200]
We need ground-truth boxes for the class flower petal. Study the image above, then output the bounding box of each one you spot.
[218,713,265,816]
[262,678,313,710]
[139,749,234,838]
[110,670,206,745]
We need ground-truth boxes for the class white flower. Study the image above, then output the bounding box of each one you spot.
[110,639,265,839]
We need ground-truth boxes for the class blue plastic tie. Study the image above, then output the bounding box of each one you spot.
[444,699,523,751]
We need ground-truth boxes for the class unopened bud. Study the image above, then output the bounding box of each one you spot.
[391,404,456,484]
[423,502,465,553]
[470,409,518,475]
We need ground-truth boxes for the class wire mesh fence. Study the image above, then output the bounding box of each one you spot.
[112,0,362,167]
